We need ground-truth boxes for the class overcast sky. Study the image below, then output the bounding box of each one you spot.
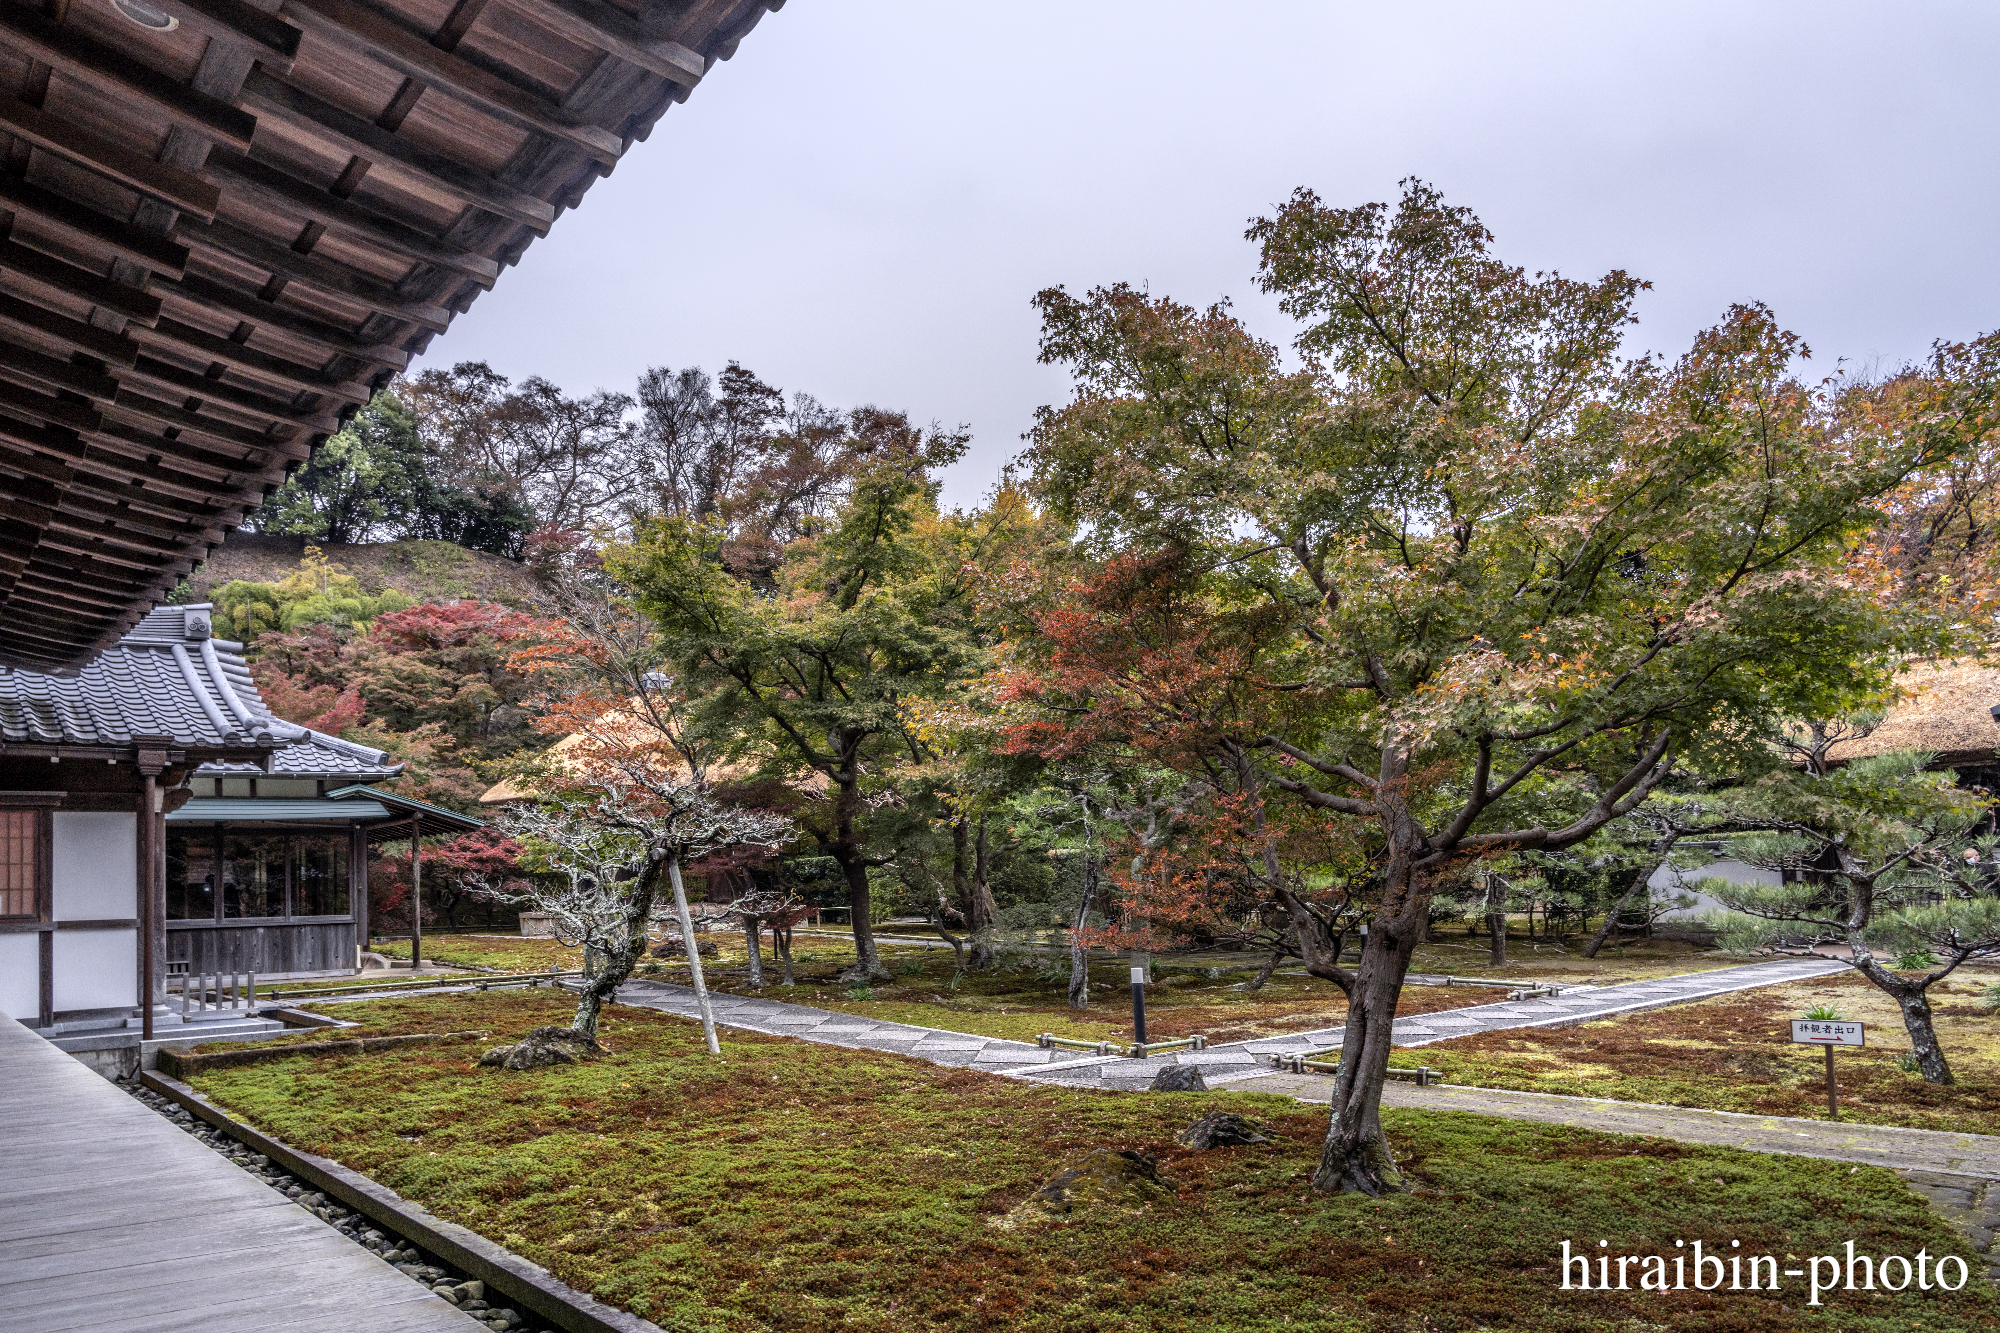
[416,0,2000,509]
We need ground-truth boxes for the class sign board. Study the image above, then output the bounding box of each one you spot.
[1790,1019,1865,1047]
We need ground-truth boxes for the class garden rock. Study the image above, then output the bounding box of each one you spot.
[993,1149,1173,1228]
[650,936,718,959]
[1148,1064,1208,1092]
[478,1026,602,1070]
[1176,1112,1274,1150]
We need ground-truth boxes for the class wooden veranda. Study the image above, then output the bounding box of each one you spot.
[0,0,782,670]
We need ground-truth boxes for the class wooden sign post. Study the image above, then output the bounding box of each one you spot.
[1790,1019,1865,1120]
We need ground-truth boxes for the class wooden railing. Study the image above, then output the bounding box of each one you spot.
[175,971,257,1017]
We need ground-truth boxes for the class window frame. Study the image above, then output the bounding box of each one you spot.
[0,797,55,923]
[165,822,353,923]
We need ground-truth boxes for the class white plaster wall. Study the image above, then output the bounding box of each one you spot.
[52,812,137,921]
[52,928,135,1011]
[0,932,38,1019]
[1656,858,1782,920]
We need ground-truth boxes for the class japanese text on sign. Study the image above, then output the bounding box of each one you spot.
[1789,1020,1865,1047]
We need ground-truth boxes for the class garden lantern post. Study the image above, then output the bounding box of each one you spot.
[410,812,422,970]
[1130,948,1148,1045]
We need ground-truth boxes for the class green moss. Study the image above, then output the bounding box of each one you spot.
[191,992,1999,1332]
[1414,975,2000,1135]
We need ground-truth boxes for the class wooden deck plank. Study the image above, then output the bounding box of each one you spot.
[0,1205,329,1268]
[0,1012,483,1332]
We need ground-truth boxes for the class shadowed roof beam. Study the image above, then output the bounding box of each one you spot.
[0,7,259,152]
[279,0,624,164]
[0,172,190,278]
[0,93,220,220]
[507,0,705,86]
[138,316,372,405]
[204,150,502,284]
[174,214,454,332]
[239,72,556,231]
[146,0,303,73]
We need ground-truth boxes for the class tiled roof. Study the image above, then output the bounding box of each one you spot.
[0,604,300,753]
[327,785,484,840]
[201,731,402,781]
[167,798,393,823]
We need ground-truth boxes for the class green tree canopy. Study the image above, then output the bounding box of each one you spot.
[611,412,1003,980]
[256,389,537,556]
[214,548,414,646]
[1013,179,1997,1194]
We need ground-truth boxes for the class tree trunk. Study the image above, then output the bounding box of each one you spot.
[1068,852,1097,1010]
[569,863,659,1041]
[932,905,969,983]
[743,914,766,987]
[1243,941,1288,994]
[774,924,795,986]
[1314,843,1426,1196]
[667,855,720,1054]
[1849,947,1955,1084]
[969,814,998,970]
[830,779,889,982]
[1485,873,1507,967]
[1583,834,1680,959]
[1896,988,1955,1084]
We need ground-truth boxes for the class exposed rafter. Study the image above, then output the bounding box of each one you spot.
[0,0,787,669]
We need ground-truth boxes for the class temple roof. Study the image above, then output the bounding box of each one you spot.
[0,601,293,754]
[0,0,786,669]
[201,727,402,780]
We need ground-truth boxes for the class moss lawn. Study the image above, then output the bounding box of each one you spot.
[1414,971,2000,1134]
[186,990,2000,1332]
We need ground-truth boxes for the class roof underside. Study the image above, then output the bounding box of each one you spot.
[169,794,389,820]
[0,0,782,670]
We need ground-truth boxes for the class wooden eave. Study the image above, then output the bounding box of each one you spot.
[0,0,784,670]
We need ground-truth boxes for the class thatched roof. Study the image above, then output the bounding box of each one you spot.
[479,708,826,803]
[1823,660,2000,769]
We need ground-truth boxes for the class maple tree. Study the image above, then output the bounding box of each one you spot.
[1016,179,1995,1194]
[256,669,365,735]
[613,410,1018,981]
[253,595,545,751]
[495,670,795,1046]
[1862,339,2000,636]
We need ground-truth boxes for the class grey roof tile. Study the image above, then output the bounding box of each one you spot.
[0,603,334,757]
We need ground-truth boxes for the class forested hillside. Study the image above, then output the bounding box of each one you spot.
[178,533,540,609]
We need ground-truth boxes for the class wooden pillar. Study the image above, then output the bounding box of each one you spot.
[37,930,52,1029]
[349,821,368,970]
[410,812,422,970]
[135,744,168,1041]
[139,773,153,1039]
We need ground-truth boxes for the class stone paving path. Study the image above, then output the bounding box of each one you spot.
[615,955,1849,1093]
[614,980,1061,1074]
[1015,955,1850,1091]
